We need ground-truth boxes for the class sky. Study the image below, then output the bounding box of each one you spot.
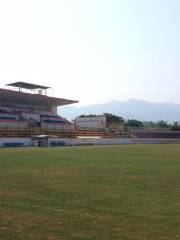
[0,0,180,106]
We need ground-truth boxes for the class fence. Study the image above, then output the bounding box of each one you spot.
[0,126,116,138]
[131,130,180,139]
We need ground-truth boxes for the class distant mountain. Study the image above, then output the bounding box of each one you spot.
[58,99,180,122]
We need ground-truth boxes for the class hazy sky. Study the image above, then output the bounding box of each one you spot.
[0,0,180,106]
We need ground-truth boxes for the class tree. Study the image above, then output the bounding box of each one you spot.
[171,122,180,131]
[156,120,169,129]
[143,121,156,128]
[126,119,143,127]
[103,113,125,126]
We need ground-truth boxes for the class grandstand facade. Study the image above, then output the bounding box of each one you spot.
[0,82,78,135]
[0,82,113,141]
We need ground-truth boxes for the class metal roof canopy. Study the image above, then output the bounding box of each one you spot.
[0,88,78,106]
[6,82,50,90]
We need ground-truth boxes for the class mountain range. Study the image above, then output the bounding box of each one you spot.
[59,99,180,122]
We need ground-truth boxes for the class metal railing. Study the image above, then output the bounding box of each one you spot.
[0,126,110,138]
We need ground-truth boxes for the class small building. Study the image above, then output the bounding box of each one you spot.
[75,116,106,129]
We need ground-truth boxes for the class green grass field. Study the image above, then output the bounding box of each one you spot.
[0,145,180,240]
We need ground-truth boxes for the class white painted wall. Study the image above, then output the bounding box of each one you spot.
[75,116,106,129]
[0,137,179,148]
[48,137,180,146]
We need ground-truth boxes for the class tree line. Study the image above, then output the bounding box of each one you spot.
[78,113,180,130]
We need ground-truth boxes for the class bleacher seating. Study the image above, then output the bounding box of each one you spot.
[0,120,28,128]
[0,107,115,138]
[131,130,180,139]
[0,106,74,130]
[0,110,28,128]
[0,112,18,120]
[41,114,75,129]
[21,112,40,122]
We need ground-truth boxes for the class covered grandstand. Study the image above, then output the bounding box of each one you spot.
[0,82,78,135]
[1,81,179,147]
[0,82,111,139]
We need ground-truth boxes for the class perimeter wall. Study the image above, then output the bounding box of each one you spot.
[0,137,180,147]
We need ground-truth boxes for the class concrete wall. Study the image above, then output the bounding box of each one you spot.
[48,137,180,146]
[0,137,180,148]
[0,138,31,147]
[51,106,57,114]
[75,116,106,129]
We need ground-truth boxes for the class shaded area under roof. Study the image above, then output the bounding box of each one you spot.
[6,82,50,90]
[0,88,78,106]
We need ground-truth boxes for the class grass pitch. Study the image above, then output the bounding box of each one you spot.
[0,145,180,240]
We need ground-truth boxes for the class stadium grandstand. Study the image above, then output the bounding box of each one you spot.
[0,82,112,141]
[1,81,179,147]
[0,82,78,135]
